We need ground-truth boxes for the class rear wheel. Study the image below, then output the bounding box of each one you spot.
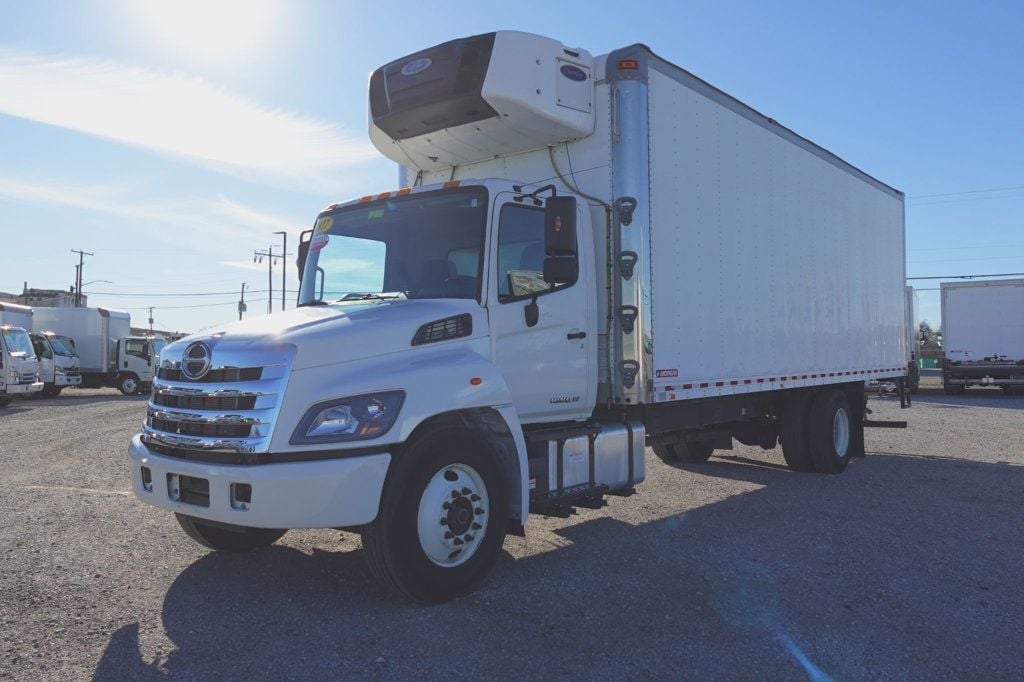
[652,439,713,464]
[807,389,852,474]
[943,377,966,395]
[780,391,815,471]
[175,514,286,552]
[0,396,13,408]
[361,426,508,603]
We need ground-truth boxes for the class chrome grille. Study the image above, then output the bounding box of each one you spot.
[19,372,36,383]
[141,343,293,456]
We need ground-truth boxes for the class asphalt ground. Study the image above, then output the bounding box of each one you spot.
[1,378,1022,680]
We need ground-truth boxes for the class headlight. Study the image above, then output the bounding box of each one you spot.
[290,391,405,444]
[8,370,16,382]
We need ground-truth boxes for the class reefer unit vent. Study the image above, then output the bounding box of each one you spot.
[368,31,595,172]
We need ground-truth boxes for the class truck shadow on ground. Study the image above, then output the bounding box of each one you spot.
[911,386,1024,411]
[93,452,1024,680]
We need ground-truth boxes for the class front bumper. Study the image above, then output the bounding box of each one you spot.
[55,375,82,387]
[128,434,390,529]
[6,381,43,395]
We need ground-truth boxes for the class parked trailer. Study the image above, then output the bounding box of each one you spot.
[32,307,157,395]
[941,279,1024,394]
[129,31,907,601]
[906,286,921,394]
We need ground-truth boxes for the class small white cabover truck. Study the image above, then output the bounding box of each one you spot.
[129,31,907,601]
[941,279,1024,394]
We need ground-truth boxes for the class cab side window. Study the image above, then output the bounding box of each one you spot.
[496,204,576,300]
[32,337,53,359]
[124,339,148,359]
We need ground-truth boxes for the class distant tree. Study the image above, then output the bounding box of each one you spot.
[919,321,942,350]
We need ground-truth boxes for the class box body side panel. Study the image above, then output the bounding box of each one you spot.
[942,280,1024,362]
[647,69,906,400]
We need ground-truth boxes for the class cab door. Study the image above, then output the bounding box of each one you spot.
[121,338,154,380]
[487,194,595,422]
[31,335,54,383]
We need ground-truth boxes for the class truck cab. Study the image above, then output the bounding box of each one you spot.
[0,325,44,406]
[115,336,159,395]
[29,331,82,397]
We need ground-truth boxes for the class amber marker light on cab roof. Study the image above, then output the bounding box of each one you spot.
[618,59,638,69]
[470,377,482,386]
[443,181,461,189]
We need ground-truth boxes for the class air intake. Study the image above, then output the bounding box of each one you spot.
[412,314,473,346]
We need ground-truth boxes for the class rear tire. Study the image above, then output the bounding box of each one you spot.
[0,396,13,408]
[652,439,713,464]
[361,426,508,603]
[176,514,286,551]
[780,391,815,472]
[807,389,852,474]
[943,379,965,395]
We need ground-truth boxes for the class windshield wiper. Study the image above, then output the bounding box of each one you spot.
[298,300,329,307]
[337,292,405,301]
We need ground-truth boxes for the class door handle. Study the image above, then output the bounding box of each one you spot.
[567,331,587,340]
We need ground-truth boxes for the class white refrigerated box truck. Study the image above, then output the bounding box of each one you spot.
[129,31,907,601]
[33,307,158,395]
[941,279,1024,393]
[0,302,44,405]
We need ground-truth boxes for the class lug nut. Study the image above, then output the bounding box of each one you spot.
[461,487,471,495]
[464,534,474,542]
[442,501,451,510]
[440,518,448,526]
[444,531,454,539]
[451,491,460,499]
[470,494,480,502]
[475,508,484,515]
[453,537,464,546]
[472,522,482,531]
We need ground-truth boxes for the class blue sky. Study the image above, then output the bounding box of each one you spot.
[1,0,1022,332]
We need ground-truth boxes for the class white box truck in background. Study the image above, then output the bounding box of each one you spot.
[129,31,907,601]
[0,302,44,406]
[906,286,921,394]
[33,307,159,395]
[941,279,1024,394]
[29,331,82,397]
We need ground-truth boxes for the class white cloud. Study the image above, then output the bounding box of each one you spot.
[0,175,300,251]
[0,48,377,190]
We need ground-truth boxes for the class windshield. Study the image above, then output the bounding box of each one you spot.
[299,187,487,305]
[152,338,166,358]
[57,335,78,355]
[2,328,37,359]
[47,336,76,357]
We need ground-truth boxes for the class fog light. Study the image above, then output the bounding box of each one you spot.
[231,482,252,510]
[141,466,153,492]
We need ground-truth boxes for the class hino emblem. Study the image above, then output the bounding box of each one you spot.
[180,342,212,380]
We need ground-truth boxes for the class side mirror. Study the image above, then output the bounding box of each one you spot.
[544,196,577,257]
[297,229,313,281]
[543,257,577,285]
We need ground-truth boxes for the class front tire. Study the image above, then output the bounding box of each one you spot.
[0,396,13,408]
[175,514,286,552]
[807,389,852,474]
[361,426,508,603]
[117,374,140,395]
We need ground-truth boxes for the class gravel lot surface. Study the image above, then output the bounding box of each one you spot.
[2,380,1022,680]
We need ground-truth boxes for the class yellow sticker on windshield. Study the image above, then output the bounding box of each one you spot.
[367,208,384,220]
[314,216,333,233]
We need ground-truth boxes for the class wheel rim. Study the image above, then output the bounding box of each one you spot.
[123,378,137,393]
[833,407,850,458]
[417,463,488,568]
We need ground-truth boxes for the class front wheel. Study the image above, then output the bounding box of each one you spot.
[0,395,13,408]
[361,427,508,603]
[175,514,286,552]
[117,374,140,395]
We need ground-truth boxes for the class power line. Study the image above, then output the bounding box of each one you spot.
[82,288,296,297]
[910,183,1024,199]
[907,272,1024,280]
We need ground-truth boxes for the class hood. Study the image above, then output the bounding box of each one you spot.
[168,299,487,371]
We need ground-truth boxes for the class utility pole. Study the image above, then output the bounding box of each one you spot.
[71,250,92,307]
[238,283,248,320]
[273,231,288,311]
[73,264,81,305]
[253,247,276,313]
[148,307,154,333]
